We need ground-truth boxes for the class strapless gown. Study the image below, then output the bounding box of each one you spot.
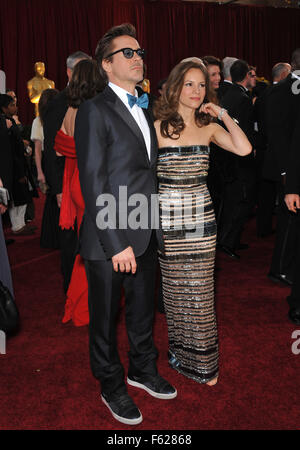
[157,145,219,383]
[54,129,89,326]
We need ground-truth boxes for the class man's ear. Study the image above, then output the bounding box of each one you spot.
[67,68,72,82]
[102,59,111,74]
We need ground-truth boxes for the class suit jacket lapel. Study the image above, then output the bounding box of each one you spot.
[143,108,157,167]
[103,86,151,164]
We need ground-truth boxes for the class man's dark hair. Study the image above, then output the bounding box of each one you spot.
[230,59,250,83]
[67,59,105,108]
[291,48,300,70]
[95,23,137,82]
[202,55,223,72]
[0,94,14,112]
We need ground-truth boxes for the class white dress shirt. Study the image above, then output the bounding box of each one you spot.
[109,82,151,160]
[30,116,44,150]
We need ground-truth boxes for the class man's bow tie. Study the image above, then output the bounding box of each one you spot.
[127,93,149,109]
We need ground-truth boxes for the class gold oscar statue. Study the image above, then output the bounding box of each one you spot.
[27,62,55,116]
[141,78,150,94]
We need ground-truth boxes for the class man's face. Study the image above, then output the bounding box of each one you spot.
[281,64,291,81]
[247,70,256,89]
[158,83,166,96]
[207,64,221,90]
[4,100,17,117]
[7,91,17,103]
[103,35,144,89]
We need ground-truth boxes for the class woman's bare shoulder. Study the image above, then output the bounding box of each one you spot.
[204,121,222,136]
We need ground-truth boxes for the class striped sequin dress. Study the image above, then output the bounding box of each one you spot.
[158,145,218,383]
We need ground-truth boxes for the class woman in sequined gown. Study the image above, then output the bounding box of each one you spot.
[154,61,251,385]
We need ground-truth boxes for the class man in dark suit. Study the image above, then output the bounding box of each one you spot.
[217,56,237,102]
[75,23,176,426]
[0,94,38,235]
[0,115,14,204]
[208,56,237,226]
[284,111,300,324]
[255,63,290,241]
[264,50,300,287]
[42,51,89,293]
[217,59,256,258]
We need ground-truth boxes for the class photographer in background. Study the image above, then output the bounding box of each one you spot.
[0,177,14,298]
[0,94,38,235]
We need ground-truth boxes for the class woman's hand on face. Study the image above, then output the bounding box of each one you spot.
[199,102,221,118]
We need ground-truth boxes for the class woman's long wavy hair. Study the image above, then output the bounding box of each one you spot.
[67,59,105,108]
[38,88,59,125]
[153,60,217,140]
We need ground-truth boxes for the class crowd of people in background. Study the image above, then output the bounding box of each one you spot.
[1,48,300,323]
[1,22,300,424]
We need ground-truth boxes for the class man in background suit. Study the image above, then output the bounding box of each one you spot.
[217,59,256,258]
[264,49,300,287]
[75,23,176,426]
[255,62,291,241]
[208,56,238,227]
[42,51,90,293]
[284,111,300,324]
[217,56,237,102]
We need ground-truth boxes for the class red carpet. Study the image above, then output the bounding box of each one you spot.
[1,195,299,430]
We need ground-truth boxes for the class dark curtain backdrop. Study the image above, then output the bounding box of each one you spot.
[1,0,300,125]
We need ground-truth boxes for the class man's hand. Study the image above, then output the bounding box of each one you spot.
[112,246,137,274]
[0,204,7,214]
[12,115,20,125]
[56,193,62,208]
[37,171,46,185]
[285,194,300,213]
[25,145,33,156]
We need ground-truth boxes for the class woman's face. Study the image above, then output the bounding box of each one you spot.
[207,64,221,90]
[178,68,206,111]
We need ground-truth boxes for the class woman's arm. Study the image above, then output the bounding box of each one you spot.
[200,103,252,156]
[34,139,46,184]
